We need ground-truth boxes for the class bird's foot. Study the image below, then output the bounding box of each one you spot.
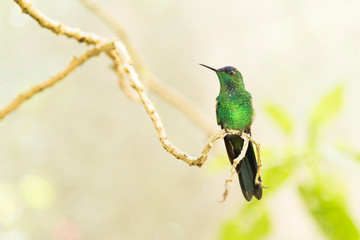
[255,179,268,189]
[224,127,243,136]
[224,127,231,133]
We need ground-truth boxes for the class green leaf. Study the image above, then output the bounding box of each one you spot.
[309,85,344,143]
[255,146,296,192]
[336,143,360,163]
[219,201,271,240]
[264,104,294,135]
[299,172,359,240]
[262,155,294,192]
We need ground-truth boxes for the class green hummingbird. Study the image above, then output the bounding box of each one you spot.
[200,64,262,201]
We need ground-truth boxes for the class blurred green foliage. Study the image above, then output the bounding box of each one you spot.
[337,144,360,163]
[299,171,359,240]
[264,104,294,135]
[219,201,270,240]
[216,85,360,240]
[309,86,344,147]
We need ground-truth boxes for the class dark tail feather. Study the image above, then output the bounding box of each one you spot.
[224,135,262,201]
[240,143,262,200]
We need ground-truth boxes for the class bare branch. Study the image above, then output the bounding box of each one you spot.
[10,0,264,201]
[79,0,147,73]
[13,0,140,101]
[0,42,115,121]
[12,0,218,166]
[14,0,104,45]
[220,133,250,202]
[79,0,143,70]
[248,135,267,188]
[79,0,217,135]
[110,51,139,101]
[148,78,218,134]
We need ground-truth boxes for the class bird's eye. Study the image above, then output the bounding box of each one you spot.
[228,71,235,75]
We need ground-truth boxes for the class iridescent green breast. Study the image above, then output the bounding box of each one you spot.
[216,92,254,130]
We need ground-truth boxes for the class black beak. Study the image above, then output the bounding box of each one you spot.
[199,63,218,72]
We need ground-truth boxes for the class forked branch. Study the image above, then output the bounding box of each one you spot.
[7,0,264,201]
[10,0,221,167]
[0,42,115,121]
[79,0,217,135]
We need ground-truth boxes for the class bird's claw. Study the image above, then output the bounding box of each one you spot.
[255,180,268,189]
[224,128,243,136]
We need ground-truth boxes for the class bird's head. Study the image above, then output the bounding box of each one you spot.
[199,64,243,85]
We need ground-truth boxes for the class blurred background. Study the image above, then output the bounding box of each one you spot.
[1,0,360,239]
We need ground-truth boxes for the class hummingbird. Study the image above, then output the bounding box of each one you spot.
[200,64,262,201]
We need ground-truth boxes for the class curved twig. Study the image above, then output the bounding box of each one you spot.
[9,0,264,201]
[0,42,115,121]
